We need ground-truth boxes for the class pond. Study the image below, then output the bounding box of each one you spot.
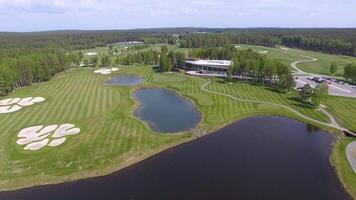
[134,88,202,133]
[0,116,351,200]
[105,75,143,86]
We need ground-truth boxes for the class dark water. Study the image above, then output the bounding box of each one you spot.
[105,75,144,86]
[134,88,202,133]
[0,116,351,200]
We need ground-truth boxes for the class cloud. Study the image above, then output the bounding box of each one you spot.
[0,0,354,31]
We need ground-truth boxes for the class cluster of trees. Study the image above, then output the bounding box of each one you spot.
[344,63,356,83]
[116,50,159,65]
[228,49,295,91]
[330,62,338,75]
[281,36,354,56]
[0,48,73,95]
[159,46,186,72]
[299,83,329,107]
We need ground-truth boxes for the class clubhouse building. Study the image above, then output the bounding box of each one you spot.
[184,59,232,73]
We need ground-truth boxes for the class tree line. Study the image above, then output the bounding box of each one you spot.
[0,48,73,95]
[179,30,356,56]
[116,50,159,65]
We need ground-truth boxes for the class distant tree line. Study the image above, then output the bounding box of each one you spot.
[0,31,176,51]
[179,30,356,56]
[116,50,159,65]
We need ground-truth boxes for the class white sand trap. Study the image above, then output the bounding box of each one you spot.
[48,138,66,147]
[0,105,23,113]
[52,124,80,138]
[17,124,58,145]
[85,52,98,56]
[18,97,45,107]
[16,124,80,150]
[0,98,21,106]
[0,97,46,114]
[24,139,49,151]
[94,68,119,75]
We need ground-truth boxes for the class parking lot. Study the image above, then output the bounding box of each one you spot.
[295,75,356,98]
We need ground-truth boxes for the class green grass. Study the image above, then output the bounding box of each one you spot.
[325,96,356,132]
[208,79,331,123]
[240,44,356,76]
[0,66,352,192]
[332,139,356,199]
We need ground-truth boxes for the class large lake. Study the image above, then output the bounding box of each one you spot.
[134,88,202,133]
[0,116,350,200]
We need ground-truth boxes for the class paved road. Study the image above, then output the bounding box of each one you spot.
[287,50,356,98]
[346,141,356,173]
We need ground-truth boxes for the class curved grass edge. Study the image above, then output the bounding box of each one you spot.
[331,139,356,199]
[0,68,351,194]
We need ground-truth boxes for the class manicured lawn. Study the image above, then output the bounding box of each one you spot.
[325,96,356,132]
[240,44,356,76]
[208,79,330,123]
[0,67,190,191]
[0,66,352,191]
[332,139,356,200]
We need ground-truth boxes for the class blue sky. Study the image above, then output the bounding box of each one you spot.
[0,0,355,32]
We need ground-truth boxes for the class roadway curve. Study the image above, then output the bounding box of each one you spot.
[290,55,318,75]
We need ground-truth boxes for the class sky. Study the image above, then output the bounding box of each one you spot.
[0,0,355,32]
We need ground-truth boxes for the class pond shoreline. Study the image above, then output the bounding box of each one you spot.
[0,116,351,200]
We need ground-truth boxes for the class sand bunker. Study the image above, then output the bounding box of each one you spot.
[94,68,119,75]
[0,97,45,114]
[16,124,80,151]
[259,51,269,54]
[85,52,98,56]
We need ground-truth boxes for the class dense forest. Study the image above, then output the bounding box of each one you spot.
[178,28,356,56]
[116,50,160,65]
[0,48,75,95]
[1,28,355,56]
[1,28,355,95]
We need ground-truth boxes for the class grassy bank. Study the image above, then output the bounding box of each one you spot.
[332,139,356,199]
[0,66,353,192]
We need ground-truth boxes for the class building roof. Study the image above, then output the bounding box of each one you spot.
[186,60,232,67]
